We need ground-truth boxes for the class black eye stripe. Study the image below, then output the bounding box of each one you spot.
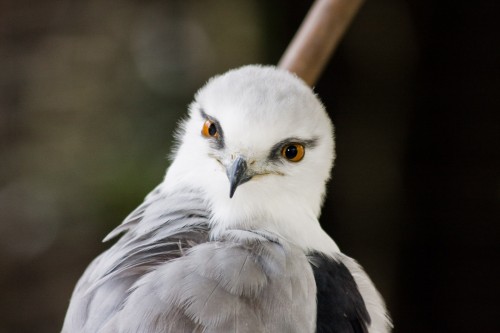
[268,137,318,162]
[199,108,225,149]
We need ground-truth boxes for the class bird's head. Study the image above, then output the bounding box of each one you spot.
[165,65,336,249]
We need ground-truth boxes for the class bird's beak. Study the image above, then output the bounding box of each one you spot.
[226,156,252,198]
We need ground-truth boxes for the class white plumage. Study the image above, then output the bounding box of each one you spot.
[63,65,392,333]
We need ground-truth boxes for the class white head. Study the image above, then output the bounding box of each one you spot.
[164,65,338,253]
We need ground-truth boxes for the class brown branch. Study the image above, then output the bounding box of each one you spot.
[278,0,365,86]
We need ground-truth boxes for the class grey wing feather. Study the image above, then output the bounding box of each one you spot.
[62,187,211,332]
[103,230,317,333]
[63,187,317,333]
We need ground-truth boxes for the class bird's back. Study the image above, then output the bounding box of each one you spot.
[62,187,317,333]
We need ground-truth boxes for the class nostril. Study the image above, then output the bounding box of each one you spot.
[230,153,246,161]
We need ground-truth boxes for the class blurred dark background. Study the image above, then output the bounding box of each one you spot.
[1,0,499,332]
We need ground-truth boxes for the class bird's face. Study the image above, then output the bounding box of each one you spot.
[167,66,335,235]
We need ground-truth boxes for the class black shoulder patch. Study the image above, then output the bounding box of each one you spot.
[308,251,371,333]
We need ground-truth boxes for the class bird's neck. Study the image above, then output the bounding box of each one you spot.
[211,200,340,255]
[163,151,339,256]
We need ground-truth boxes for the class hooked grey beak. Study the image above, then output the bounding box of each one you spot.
[226,156,252,198]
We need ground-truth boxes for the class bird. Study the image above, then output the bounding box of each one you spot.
[62,65,392,333]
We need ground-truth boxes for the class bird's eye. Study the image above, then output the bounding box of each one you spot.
[281,143,305,162]
[201,120,219,139]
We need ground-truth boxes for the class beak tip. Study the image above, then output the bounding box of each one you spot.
[229,185,236,199]
[227,156,248,199]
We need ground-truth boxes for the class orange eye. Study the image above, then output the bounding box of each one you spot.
[281,143,305,162]
[201,120,219,139]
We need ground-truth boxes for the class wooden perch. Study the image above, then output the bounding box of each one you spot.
[278,0,365,86]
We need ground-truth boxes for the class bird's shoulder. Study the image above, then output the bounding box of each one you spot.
[63,187,212,332]
[307,251,371,333]
[103,229,317,332]
[64,187,318,333]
